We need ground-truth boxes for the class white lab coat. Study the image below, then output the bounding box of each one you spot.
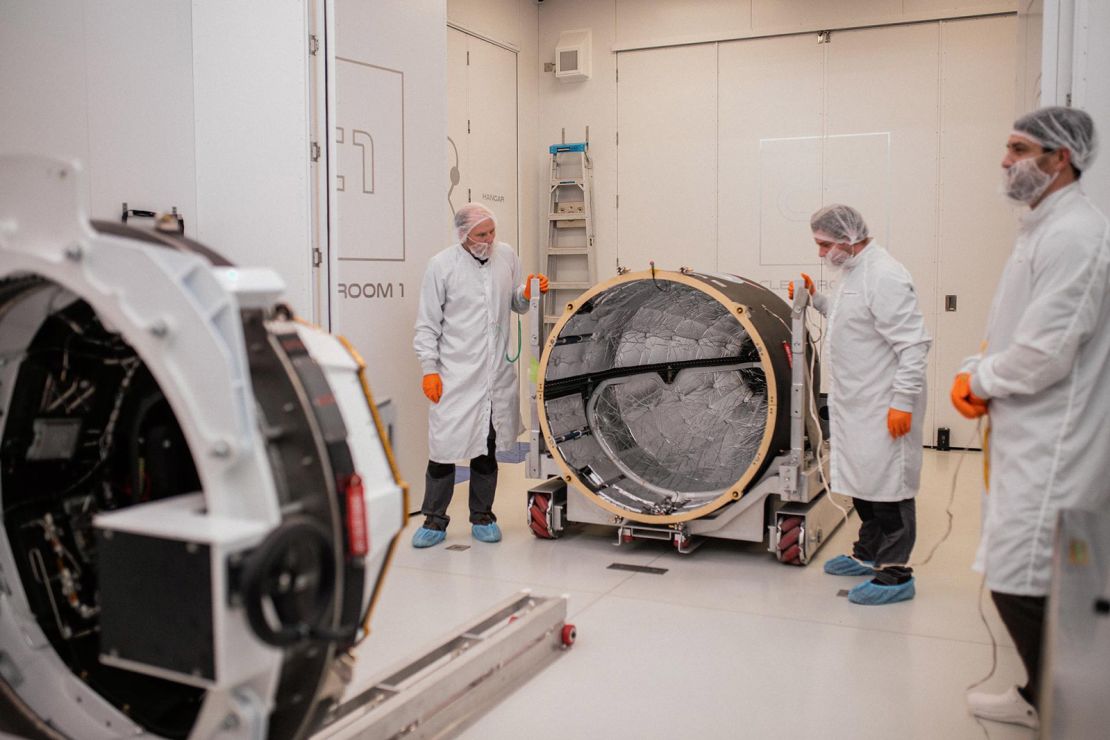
[413,241,528,463]
[961,183,1110,597]
[813,243,931,502]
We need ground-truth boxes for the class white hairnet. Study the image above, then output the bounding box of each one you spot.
[454,203,497,242]
[810,204,870,245]
[1013,106,1098,171]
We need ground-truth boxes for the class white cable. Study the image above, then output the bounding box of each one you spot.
[968,574,1000,692]
[800,303,850,524]
[913,420,983,567]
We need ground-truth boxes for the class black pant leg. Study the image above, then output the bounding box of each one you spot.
[421,460,456,529]
[851,498,882,562]
[991,591,1047,708]
[870,499,916,584]
[468,423,498,524]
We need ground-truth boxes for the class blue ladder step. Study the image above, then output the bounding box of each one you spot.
[549,143,587,154]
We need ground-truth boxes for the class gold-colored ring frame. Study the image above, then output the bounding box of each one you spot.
[537,269,785,525]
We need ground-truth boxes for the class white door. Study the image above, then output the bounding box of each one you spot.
[446,28,518,250]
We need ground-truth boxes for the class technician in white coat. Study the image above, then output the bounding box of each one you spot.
[790,204,931,605]
[412,203,548,548]
[952,106,1108,730]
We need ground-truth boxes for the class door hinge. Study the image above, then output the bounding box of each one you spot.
[466,50,470,65]
[1066,92,1073,107]
[615,131,619,146]
[615,194,619,209]
[311,141,321,162]
[309,34,319,56]
[615,67,619,83]
[467,119,471,134]
[312,248,323,268]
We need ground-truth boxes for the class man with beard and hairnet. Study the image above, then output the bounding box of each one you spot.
[789,204,931,605]
[411,203,548,548]
[951,106,1109,731]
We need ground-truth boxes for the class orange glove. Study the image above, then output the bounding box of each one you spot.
[422,373,442,404]
[887,408,912,438]
[787,273,815,300]
[523,273,550,300]
[950,372,988,419]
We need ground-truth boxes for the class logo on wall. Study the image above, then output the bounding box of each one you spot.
[336,57,406,263]
[337,127,375,194]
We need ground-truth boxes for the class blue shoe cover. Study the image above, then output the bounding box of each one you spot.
[412,527,446,548]
[848,577,915,605]
[823,554,875,576]
[471,522,502,543]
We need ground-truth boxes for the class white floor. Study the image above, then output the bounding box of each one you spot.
[346,450,1035,740]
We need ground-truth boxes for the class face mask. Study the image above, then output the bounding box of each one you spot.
[467,241,493,260]
[1004,156,1057,204]
[822,244,852,269]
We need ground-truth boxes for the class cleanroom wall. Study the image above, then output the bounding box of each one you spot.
[330,0,447,495]
[1042,0,1110,216]
[617,17,1017,446]
[447,0,542,278]
[446,27,519,250]
[539,0,1020,447]
[0,0,317,317]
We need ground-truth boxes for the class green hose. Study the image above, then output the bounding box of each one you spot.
[505,313,522,363]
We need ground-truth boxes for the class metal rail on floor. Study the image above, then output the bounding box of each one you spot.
[313,592,574,740]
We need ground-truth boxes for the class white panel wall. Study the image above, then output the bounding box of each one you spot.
[717,33,824,289]
[191,0,314,315]
[448,0,524,48]
[612,16,1016,444]
[753,0,902,30]
[826,24,942,432]
[935,17,1018,444]
[1069,0,1110,216]
[0,1,198,229]
[85,3,197,223]
[0,1,317,317]
[615,45,717,272]
[0,3,89,165]
[448,0,540,273]
[515,2,541,278]
[466,35,520,248]
[332,0,447,496]
[615,0,753,47]
[447,28,472,235]
[537,0,618,281]
[613,0,1016,49]
[1016,0,1044,113]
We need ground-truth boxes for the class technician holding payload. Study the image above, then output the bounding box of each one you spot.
[951,106,1109,731]
[790,204,931,605]
[412,203,548,548]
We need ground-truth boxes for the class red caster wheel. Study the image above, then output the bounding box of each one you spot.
[780,543,803,565]
[560,623,577,647]
[528,493,555,539]
[778,515,803,533]
[777,526,801,552]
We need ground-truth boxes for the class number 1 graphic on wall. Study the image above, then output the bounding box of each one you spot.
[335,126,376,194]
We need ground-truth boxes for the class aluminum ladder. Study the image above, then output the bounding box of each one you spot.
[542,141,596,329]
